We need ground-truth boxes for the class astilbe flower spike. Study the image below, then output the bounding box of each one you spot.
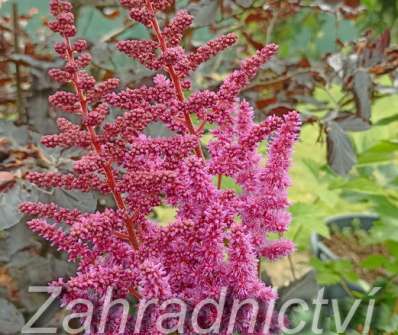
[21,0,301,333]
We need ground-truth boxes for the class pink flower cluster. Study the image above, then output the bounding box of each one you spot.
[21,0,301,334]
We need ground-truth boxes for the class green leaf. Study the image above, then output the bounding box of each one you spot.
[387,241,398,257]
[311,258,360,285]
[374,304,398,332]
[361,255,387,269]
[371,196,398,219]
[316,271,341,286]
[372,220,398,243]
[358,140,398,165]
[311,258,341,285]
[385,260,398,274]
[332,178,385,195]
[288,203,329,249]
[375,113,398,126]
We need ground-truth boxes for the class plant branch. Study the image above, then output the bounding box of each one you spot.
[266,6,279,45]
[217,174,223,190]
[145,0,204,160]
[12,2,25,124]
[288,254,297,281]
[64,37,140,251]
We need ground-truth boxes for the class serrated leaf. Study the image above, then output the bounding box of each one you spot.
[290,203,330,237]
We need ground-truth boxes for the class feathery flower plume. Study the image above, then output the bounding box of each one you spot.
[21,0,301,333]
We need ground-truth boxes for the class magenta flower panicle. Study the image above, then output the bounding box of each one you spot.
[21,0,301,333]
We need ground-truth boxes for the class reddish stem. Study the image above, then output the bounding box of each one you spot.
[64,38,140,251]
[196,120,207,134]
[129,288,142,300]
[217,174,223,190]
[145,0,204,159]
[114,231,129,241]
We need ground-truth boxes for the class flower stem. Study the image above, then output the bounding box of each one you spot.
[12,3,26,124]
[145,0,204,160]
[64,37,140,251]
[217,174,223,190]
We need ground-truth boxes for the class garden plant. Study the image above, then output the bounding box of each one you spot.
[18,0,301,333]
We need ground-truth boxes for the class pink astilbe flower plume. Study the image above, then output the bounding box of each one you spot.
[21,0,301,333]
